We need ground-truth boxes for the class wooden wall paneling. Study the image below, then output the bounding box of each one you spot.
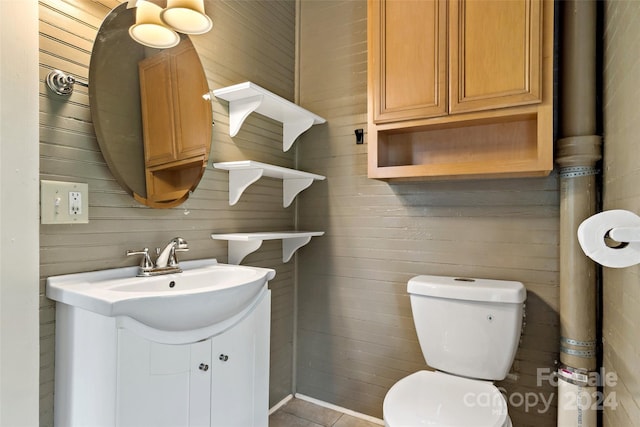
[298,0,558,424]
[38,1,297,424]
[602,1,640,426]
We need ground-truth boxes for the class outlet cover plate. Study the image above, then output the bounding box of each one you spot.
[41,180,89,224]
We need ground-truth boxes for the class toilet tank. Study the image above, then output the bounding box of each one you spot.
[408,275,526,381]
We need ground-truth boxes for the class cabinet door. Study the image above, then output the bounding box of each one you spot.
[189,340,214,426]
[210,293,270,427]
[139,53,178,166]
[172,44,211,160]
[449,0,542,113]
[139,43,211,167]
[117,329,191,426]
[370,0,447,123]
[116,329,211,427]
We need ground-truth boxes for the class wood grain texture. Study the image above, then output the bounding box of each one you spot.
[38,1,296,424]
[371,0,447,122]
[298,1,558,425]
[450,0,542,113]
[367,0,553,181]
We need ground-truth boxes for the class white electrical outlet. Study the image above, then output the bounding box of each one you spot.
[41,180,89,224]
[69,191,82,216]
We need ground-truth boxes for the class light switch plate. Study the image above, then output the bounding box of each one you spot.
[41,180,89,224]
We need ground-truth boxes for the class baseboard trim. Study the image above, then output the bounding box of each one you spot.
[269,394,294,415]
[294,393,385,425]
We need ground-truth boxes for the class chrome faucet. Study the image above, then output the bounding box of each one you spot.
[127,237,189,277]
[156,237,189,269]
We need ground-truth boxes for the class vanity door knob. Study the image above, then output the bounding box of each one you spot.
[219,354,229,362]
[199,363,209,371]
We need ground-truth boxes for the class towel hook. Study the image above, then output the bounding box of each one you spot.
[46,69,89,96]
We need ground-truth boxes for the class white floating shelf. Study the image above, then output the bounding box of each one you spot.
[211,231,324,265]
[213,160,325,207]
[211,82,326,151]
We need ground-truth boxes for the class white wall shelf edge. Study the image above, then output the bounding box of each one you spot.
[213,160,325,207]
[211,231,325,265]
[211,82,326,151]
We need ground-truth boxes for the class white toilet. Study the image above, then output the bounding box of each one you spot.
[383,275,526,427]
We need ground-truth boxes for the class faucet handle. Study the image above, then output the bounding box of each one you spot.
[169,237,188,267]
[126,248,154,271]
[170,246,189,267]
[173,237,188,250]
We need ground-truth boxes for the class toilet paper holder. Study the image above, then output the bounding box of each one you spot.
[606,227,640,244]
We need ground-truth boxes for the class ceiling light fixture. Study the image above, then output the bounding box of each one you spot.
[160,0,213,35]
[129,0,180,49]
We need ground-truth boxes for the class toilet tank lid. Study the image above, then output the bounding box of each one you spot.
[408,275,526,303]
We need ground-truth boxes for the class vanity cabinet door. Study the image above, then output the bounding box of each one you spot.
[189,340,214,426]
[210,292,270,427]
[115,291,270,427]
[116,329,191,426]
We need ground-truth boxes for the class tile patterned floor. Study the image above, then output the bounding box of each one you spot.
[269,398,382,427]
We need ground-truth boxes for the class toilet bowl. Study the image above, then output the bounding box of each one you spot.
[383,275,525,427]
[383,371,512,427]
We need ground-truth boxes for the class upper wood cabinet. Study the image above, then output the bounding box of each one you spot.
[372,0,447,122]
[449,0,542,114]
[138,42,212,204]
[139,42,211,168]
[368,0,553,180]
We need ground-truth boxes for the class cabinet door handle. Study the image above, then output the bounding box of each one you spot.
[219,354,229,362]
[199,363,209,371]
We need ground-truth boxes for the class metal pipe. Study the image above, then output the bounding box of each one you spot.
[556,0,602,425]
[557,0,601,373]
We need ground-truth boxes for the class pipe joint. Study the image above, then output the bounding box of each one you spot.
[555,135,602,168]
[559,166,600,179]
[560,336,598,370]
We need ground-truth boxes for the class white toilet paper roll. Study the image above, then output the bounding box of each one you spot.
[577,209,640,268]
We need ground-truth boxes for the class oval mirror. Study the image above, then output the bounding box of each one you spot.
[90,3,212,208]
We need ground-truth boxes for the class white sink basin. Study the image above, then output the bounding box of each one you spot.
[46,259,275,331]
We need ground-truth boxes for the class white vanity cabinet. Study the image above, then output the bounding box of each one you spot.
[53,286,271,427]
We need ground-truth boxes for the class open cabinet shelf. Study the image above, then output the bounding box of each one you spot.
[211,231,325,265]
[212,82,326,151]
[370,108,552,180]
[213,160,325,207]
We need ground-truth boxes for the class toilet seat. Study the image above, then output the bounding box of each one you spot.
[383,370,509,427]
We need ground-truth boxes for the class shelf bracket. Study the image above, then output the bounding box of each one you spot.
[228,95,263,137]
[282,235,313,263]
[227,239,264,265]
[228,168,264,205]
[212,231,324,265]
[283,117,315,152]
[283,178,314,208]
[213,82,325,151]
[215,161,324,207]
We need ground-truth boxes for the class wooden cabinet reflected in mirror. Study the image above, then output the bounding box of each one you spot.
[90,3,212,208]
[139,42,211,205]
